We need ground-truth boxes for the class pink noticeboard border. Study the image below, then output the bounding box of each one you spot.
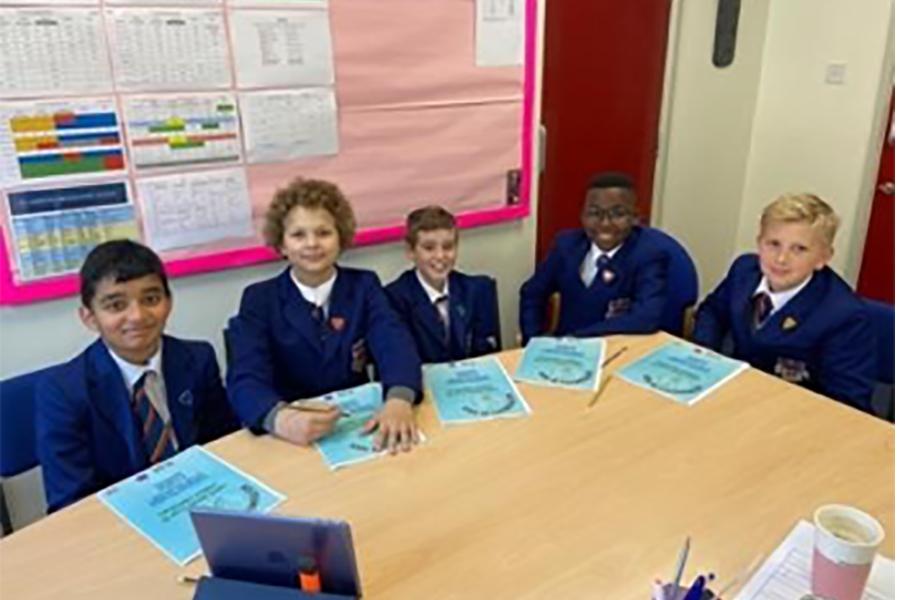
[0,0,537,306]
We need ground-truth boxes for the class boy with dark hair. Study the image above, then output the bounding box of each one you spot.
[693,193,875,411]
[36,240,238,512]
[519,172,668,343]
[385,205,501,363]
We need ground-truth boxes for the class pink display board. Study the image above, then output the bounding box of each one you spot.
[0,0,537,305]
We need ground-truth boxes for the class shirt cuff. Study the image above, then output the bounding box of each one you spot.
[386,386,415,404]
[262,401,288,433]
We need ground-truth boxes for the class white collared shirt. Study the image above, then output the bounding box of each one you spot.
[754,275,813,316]
[416,270,450,326]
[107,341,179,449]
[290,269,337,317]
[580,242,623,286]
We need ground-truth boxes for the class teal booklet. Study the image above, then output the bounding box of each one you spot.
[615,340,748,406]
[513,336,606,391]
[98,445,285,565]
[313,383,425,470]
[424,356,530,424]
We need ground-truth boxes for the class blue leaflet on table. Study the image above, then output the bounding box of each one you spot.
[616,340,748,405]
[98,445,285,565]
[513,336,606,391]
[313,383,391,469]
[425,356,530,424]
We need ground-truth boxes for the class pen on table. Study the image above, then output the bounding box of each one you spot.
[669,536,691,600]
[177,574,201,585]
[287,403,351,418]
[586,345,629,409]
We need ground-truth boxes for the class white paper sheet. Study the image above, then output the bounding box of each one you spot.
[475,0,524,67]
[123,93,242,170]
[735,521,894,600]
[239,87,338,163]
[136,167,254,251]
[0,97,126,188]
[106,8,231,91]
[0,9,113,97]
[228,8,334,88]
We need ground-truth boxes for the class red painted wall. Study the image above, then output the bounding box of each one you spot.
[537,1,673,260]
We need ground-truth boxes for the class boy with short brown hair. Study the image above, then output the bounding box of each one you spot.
[385,205,501,363]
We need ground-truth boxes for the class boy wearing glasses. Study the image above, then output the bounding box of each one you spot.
[519,172,668,343]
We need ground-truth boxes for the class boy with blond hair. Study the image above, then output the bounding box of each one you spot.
[693,193,875,411]
[385,205,500,363]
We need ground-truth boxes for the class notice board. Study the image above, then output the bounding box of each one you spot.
[0,0,537,304]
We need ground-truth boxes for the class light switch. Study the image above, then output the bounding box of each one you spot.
[825,62,847,85]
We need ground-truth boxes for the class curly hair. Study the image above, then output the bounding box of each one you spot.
[263,178,357,251]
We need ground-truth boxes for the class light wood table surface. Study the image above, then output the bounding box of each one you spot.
[0,333,893,599]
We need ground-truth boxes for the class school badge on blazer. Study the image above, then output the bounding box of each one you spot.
[781,316,798,331]
[774,357,810,384]
[601,269,616,284]
[605,298,631,319]
[330,316,346,332]
[351,338,368,373]
[177,390,194,406]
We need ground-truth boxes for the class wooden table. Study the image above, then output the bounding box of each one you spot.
[1,333,893,599]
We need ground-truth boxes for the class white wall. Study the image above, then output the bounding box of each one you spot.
[654,0,894,292]
[735,0,894,280]
[652,0,772,292]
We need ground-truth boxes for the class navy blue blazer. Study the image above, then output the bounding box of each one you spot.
[519,227,668,342]
[36,336,238,513]
[692,253,876,411]
[226,267,423,429]
[384,269,501,364]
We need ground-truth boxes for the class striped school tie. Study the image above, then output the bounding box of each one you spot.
[752,292,774,329]
[132,372,175,464]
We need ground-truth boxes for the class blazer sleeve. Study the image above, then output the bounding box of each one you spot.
[363,275,423,401]
[470,276,502,356]
[35,372,98,513]
[225,287,285,430]
[817,309,877,412]
[194,343,239,443]
[571,250,667,337]
[519,241,564,343]
[692,265,736,351]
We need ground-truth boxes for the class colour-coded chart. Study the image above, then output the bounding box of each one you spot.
[0,98,126,187]
[7,182,139,281]
[124,94,241,170]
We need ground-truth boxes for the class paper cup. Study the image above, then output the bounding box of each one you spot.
[811,504,884,600]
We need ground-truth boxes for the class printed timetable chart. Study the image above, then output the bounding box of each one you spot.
[123,94,241,170]
[106,8,231,92]
[0,8,113,98]
[6,182,139,282]
[0,99,126,187]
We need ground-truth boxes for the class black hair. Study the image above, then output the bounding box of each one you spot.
[586,172,636,193]
[80,240,170,308]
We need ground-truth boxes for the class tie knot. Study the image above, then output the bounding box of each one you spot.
[596,253,610,267]
[435,295,449,306]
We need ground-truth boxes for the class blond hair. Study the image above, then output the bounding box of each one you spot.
[760,193,840,246]
[263,177,357,251]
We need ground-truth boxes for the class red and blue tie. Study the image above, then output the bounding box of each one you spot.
[132,372,175,464]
